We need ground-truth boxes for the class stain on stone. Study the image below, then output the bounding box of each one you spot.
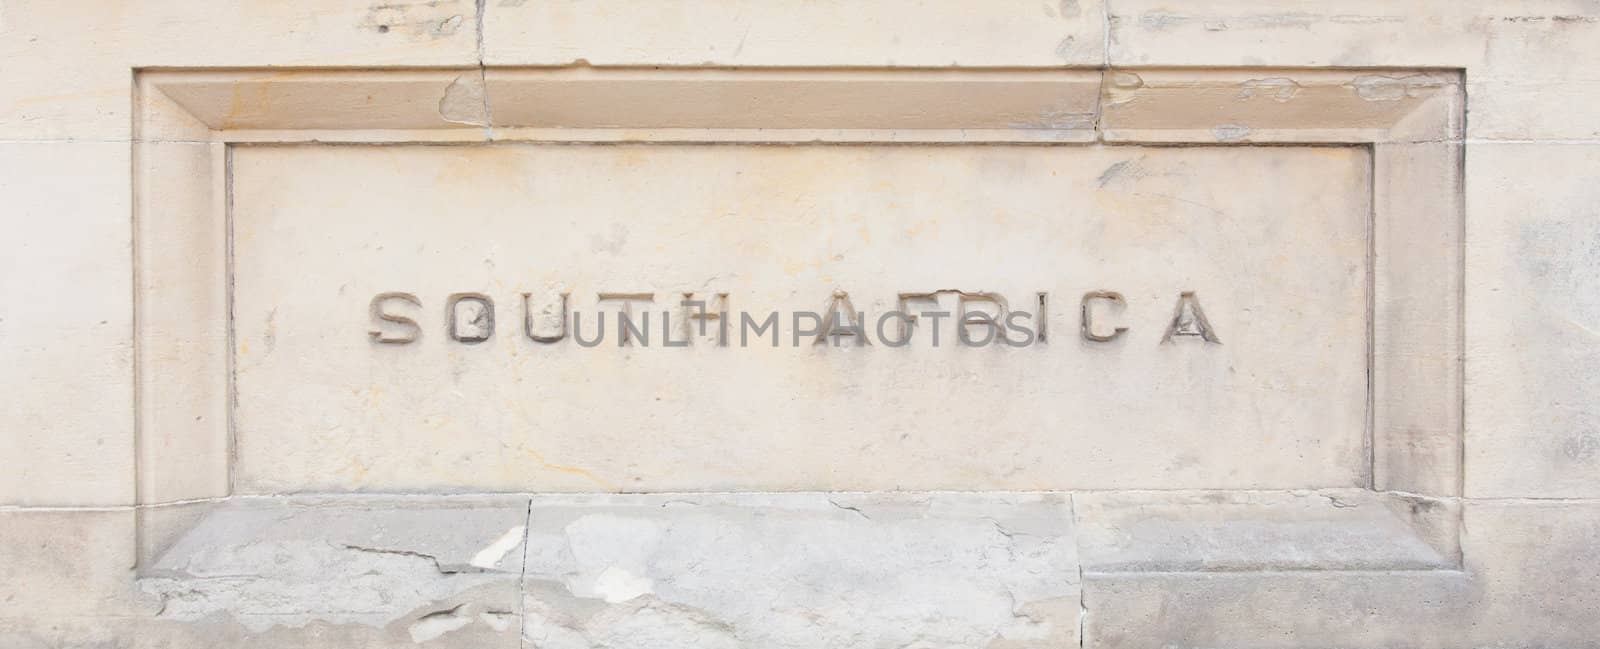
[1349,75,1410,101]
[1501,14,1600,23]
[1329,13,1407,24]
[1398,495,1442,516]
[1138,11,1193,30]
[1111,72,1144,89]
[1096,160,1135,187]
[361,1,467,39]
[1103,72,1146,107]
[1140,11,1325,31]
[479,609,515,631]
[263,308,277,355]
[409,604,473,642]
[1019,107,1094,130]
[1211,124,1252,142]
[1516,219,1600,332]
[438,73,489,126]
[432,14,465,37]
[1346,73,1449,102]
[1560,429,1600,462]
[1054,36,1077,60]
[589,222,629,255]
[1239,77,1302,102]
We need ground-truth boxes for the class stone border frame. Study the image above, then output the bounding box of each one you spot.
[131,66,1463,561]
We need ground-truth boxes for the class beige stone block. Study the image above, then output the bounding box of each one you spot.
[116,67,1466,502]
[1460,10,1600,140]
[0,510,140,618]
[134,140,229,505]
[1371,142,1464,496]
[139,69,491,142]
[1103,1,1600,140]
[0,142,134,506]
[134,66,1105,143]
[1104,0,1572,69]
[1099,68,1462,144]
[0,0,480,140]
[0,0,1592,647]
[1460,500,1600,647]
[226,143,1371,493]
[1103,3,1377,65]
[1466,143,1600,498]
[483,0,1106,67]
[1469,78,1600,141]
[484,68,1101,142]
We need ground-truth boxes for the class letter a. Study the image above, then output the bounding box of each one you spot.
[1161,291,1221,344]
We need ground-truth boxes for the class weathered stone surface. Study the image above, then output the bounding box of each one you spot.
[1099,69,1462,143]
[1105,0,1595,70]
[1467,143,1600,498]
[133,140,228,506]
[1459,500,1600,647]
[1075,490,1457,572]
[1105,0,1600,140]
[1080,501,1600,648]
[10,498,1594,648]
[0,616,518,649]
[1370,141,1466,497]
[2,1,1598,647]
[1083,569,1477,649]
[483,0,1107,67]
[0,142,133,506]
[518,493,1079,649]
[0,0,479,140]
[227,143,1370,494]
[0,510,139,619]
[139,497,527,641]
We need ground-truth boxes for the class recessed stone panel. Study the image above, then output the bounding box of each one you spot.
[229,143,1370,493]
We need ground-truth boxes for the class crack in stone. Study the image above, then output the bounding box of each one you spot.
[474,0,494,139]
[518,498,533,649]
[826,498,872,520]
[340,544,487,575]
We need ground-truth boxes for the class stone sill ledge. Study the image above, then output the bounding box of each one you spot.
[142,490,1458,578]
[123,490,1461,640]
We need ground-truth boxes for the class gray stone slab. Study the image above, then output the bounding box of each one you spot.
[1080,501,1600,648]
[518,493,1080,649]
[1075,489,1458,572]
[138,496,528,640]
[1082,570,1476,649]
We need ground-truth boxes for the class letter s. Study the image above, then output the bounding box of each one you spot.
[369,292,422,344]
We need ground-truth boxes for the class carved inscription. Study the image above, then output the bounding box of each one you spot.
[232,144,1371,492]
[369,290,1220,347]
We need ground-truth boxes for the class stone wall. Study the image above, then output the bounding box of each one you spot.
[1,2,1598,647]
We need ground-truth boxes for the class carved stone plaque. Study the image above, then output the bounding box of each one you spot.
[230,143,1369,492]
